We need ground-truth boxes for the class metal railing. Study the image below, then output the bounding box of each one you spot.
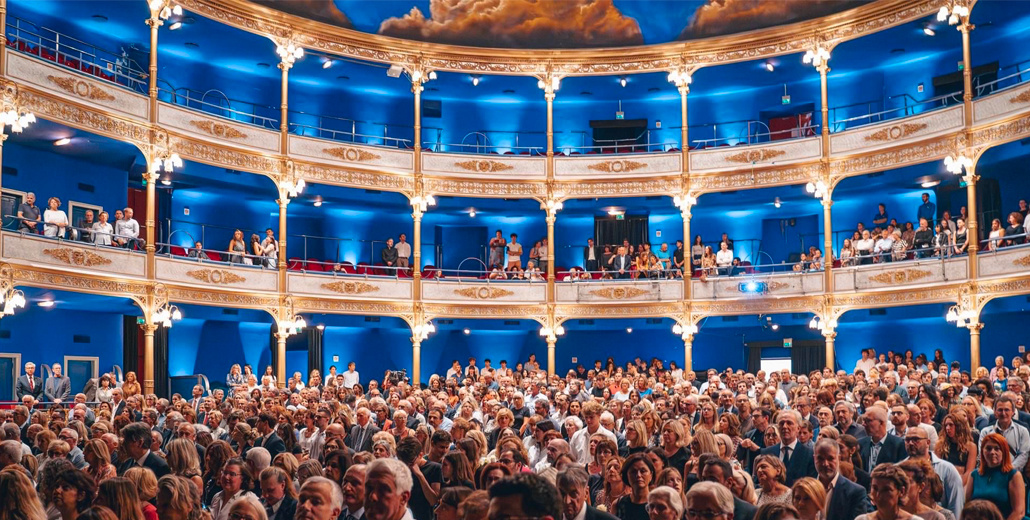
[830,92,962,131]
[288,110,426,149]
[6,15,148,93]
[158,87,279,129]
[974,58,1030,97]
[688,119,819,149]
[4,216,146,251]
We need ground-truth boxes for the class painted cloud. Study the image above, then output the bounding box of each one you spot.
[378,0,643,48]
[251,0,352,28]
[679,0,867,39]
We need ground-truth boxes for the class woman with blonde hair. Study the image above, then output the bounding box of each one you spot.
[123,467,159,520]
[731,469,758,505]
[660,419,691,474]
[82,439,116,486]
[166,438,204,492]
[94,478,144,520]
[790,477,827,520]
[696,402,718,432]
[465,430,490,466]
[684,429,720,478]
[655,467,688,512]
[156,474,209,520]
[230,422,256,457]
[121,372,141,398]
[623,420,649,456]
[0,466,47,520]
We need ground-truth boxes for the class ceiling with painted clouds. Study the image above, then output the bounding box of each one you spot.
[250,0,869,48]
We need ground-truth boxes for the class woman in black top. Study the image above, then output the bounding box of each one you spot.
[1005,212,1025,245]
[660,420,691,475]
[441,451,475,490]
[614,453,655,520]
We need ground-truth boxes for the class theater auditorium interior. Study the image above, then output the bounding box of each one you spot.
[2,0,1030,519]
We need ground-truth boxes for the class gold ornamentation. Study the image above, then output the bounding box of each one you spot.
[42,248,112,267]
[189,120,248,140]
[587,287,650,300]
[1012,254,1030,267]
[46,75,115,101]
[725,148,786,164]
[169,135,280,179]
[728,280,790,293]
[587,160,646,173]
[16,90,149,145]
[186,269,247,284]
[868,269,933,284]
[1010,90,1030,104]
[320,280,380,295]
[324,146,382,162]
[454,160,514,173]
[830,136,954,177]
[453,286,515,299]
[295,162,414,191]
[865,123,929,142]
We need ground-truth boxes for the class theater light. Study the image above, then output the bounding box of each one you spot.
[765,62,775,72]
[54,138,71,146]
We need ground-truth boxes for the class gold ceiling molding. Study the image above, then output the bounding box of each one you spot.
[424,302,545,318]
[186,268,247,285]
[293,296,410,315]
[865,123,929,142]
[587,160,646,174]
[189,120,248,140]
[164,286,279,309]
[560,177,680,198]
[557,301,682,318]
[46,75,115,102]
[972,112,1030,149]
[183,0,940,74]
[724,148,786,164]
[830,135,954,178]
[454,160,514,173]
[320,280,380,295]
[1010,90,1030,104]
[42,248,112,267]
[691,162,820,192]
[11,266,148,302]
[588,287,650,300]
[169,135,280,177]
[324,146,381,162]
[868,269,933,285]
[424,178,545,197]
[16,89,149,146]
[295,161,414,192]
[453,286,515,299]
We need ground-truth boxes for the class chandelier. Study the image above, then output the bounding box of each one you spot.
[410,194,436,213]
[943,154,972,174]
[937,4,970,26]
[805,180,829,200]
[151,302,182,328]
[803,47,831,68]
[0,110,35,134]
[672,323,698,339]
[149,0,182,21]
[276,43,305,66]
[413,321,436,341]
[945,305,976,327]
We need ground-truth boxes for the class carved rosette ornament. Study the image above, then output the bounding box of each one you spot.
[189,120,248,140]
[454,286,515,299]
[587,160,645,173]
[320,280,380,295]
[454,160,514,173]
[864,123,929,142]
[868,269,933,284]
[725,149,786,164]
[186,269,247,285]
[587,287,649,300]
[324,147,382,162]
[42,248,112,267]
[46,75,115,101]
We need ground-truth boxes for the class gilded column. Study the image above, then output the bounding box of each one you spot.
[275,331,287,388]
[143,165,157,279]
[823,330,836,370]
[412,338,422,384]
[542,75,557,291]
[0,0,7,72]
[277,196,288,290]
[968,322,983,372]
[966,167,979,278]
[145,14,160,122]
[960,22,974,127]
[412,209,423,299]
[547,337,556,377]
[142,323,157,395]
[546,212,556,300]
[822,199,833,291]
[681,208,691,299]
[683,334,693,373]
[278,62,290,153]
[819,65,830,151]
[411,68,425,298]
[679,84,689,171]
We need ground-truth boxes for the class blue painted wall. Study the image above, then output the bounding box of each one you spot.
[168,319,273,386]
[0,307,123,382]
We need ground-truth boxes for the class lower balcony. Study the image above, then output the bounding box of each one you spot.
[421,279,546,304]
[833,256,968,292]
[691,271,824,299]
[2,232,145,278]
[288,271,413,300]
[555,279,683,303]
[155,256,278,292]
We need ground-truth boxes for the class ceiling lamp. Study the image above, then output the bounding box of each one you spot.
[802,47,831,68]
[313,197,323,207]
[0,110,35,134]
[0,290,25,316]
[667,70,692,88]
[411,194,436,213]
[38,300,55,308]
[944,154,973,174]
[322,59,333,69]
[468,208,476,218]
[471,75,480,86]
[151,302,182,328]
[463,328,470,335]
[168,21,182,30]
[765,62,775,72]
[808,315,837,333]
[276,42,304,66]
[626,328,633,333]
[160,178,172,186]
[774,197,781,208]
[923,24,936,36]
[620,76,627,88]
[672,323,698,339]
[805,180,829,200]
[938,4,970,26]
[413,321,436,341]
[149,0,182,21]
[54,138,71,146]
[921,180,940,188]
[945,304,976,327]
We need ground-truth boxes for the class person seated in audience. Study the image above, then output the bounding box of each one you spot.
[954,219,969,255]
[987,219,1005,252]
[1005,212,1025,246]
[913,218,934,258]
[716,242,734,276]
[940,210,956,235]
[902,222,916,249]
[793,253,810,273]
[114,208,139,249]
[261,229,278,268]
[891,230,908,262]
[840,239,856,267]
[228,230,249,264]
[17,191,40,234]
[507,266,525,280]
[188,242,209,260]
[809,249,823,271]
[526,260,544,281]
[856,230,875,265]
[91,212,113,247]
[43,197,69,238]
[655,243,672,272]
[76,210,95,243]
[874,229,894,263]
[636,251,657,279]
[488,267,507,280]
[608,246,633,279]
[599,266,614,279]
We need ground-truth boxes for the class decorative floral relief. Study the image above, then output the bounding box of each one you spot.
[46,75,115,101]
[868,269,932,284]
[320,280,380,295]
[453,287,515,299]
[724,148,786,164]
[587,287,650,300]
[1009,90,1030,104]
[587,160,646,173]
[454,160,514,173]
[1012,254,1030,267]
[186,269,246,284]
[864,123,928,142]
[189,120,248,140]
[42,248,112,267]
[324,147,382,162]
[17,91,149,144]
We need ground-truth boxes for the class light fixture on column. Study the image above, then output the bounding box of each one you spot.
[538,76,561,92]
[408,68,437,92]
[542,198,564,215]
[808,315,836,333]
[938,3,970,26]
[802,46,831,68]
[667,70,692,88]
[279,177,306,199]
[0,289,25,316]
[411,194,436,213]
[278,314,306,336]
[413,320,436,341]
[673,194,697,211]
[945,304,977,327]
[276,42,305,66]
[672,322,698,339]
[152,152,182,173]
[151,302,182,328]
[539,324,565,341]
[0,109,35,135]
[805,180,829,200]
[944,153,973,175]
[149,0,182,21]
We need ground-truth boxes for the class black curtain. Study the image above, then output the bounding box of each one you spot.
[154,327,169,398]
[594,216,648,249]
[122,316,140,376]
[308,328,324,378]
[269,324,280,378]
[747,344,763,374]
[791,341,828,375]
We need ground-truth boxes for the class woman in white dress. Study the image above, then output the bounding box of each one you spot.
[43,197,68,238]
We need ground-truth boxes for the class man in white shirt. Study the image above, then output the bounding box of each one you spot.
[979,396,1030,470]
[569,401,617,464]
[114,207,140,248]
[854,349,876,375]
[395,234,411,269]
[342,362,360,389]
[715,241,734,275]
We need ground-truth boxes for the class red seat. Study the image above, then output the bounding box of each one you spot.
[422,265,438,279]
[356,262,371,275]
[206,251,223,262]
[306,260,324,272]
[833,260,842,268]
[170,246,187,257]
[288,257,305,271]
[397,268,411,278]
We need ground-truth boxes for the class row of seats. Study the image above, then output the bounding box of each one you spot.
[8,37,124,85]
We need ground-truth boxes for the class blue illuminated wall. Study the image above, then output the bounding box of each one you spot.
[0,307,123,378]
[3,144,130,220]
[167,318,274,384]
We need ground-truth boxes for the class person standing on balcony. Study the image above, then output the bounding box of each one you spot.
[489,230,506,270]
[92,211,113,247]
[538,238,549,274]
[584,238,599,273]
[43,197,69,238]
[395,233,411,269]
[261,228,278,268]
[17,192,40,234]
[873,203,889,227]
[381,238,398,273]
[917,193,936,226]
[76,210,95,242]
[716,242,734,276]
[506,233,522,270]
[115,207,140,249]
[608,246,632,279]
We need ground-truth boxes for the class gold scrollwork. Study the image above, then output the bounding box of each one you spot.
[324,146,382,162]
[189,120,248,140]
[186,269,247,285]
[587,160,646,174]
[454,160,514,173]
[1010,90,1030,104]
[724,148,786,164]
[1012,254,1030,267]
[587,287,650,300]
[453,286,515,299]
[868,269,933,284]
[728,280,790,293]
[865,123,929,142]
[320,280,380,295]
[46,75,115,101]
[42,248,112,267]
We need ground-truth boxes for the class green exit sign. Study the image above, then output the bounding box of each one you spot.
[616,214,625,220]
[783,338,793,349]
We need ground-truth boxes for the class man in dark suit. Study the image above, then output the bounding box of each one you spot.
[556,466,619,520]
[816,438,871,520]
[254,412,285,460]
[583,239,601,274]
[16,362,43,401]
[44,363,71,403]
[858,406,906,472]
[755,409,816,486]
[701,456,756,520]
[607,246,633,279]
[739,407,771,471]
[340,464,367,520]
[117,422,170,478]
[347,407,380,453]
[259,466,297,520]
[834,401,867,439]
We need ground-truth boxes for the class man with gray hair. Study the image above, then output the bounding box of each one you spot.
[685,482,734,520]
[556,466,617,520]
[648,487,684,520]
[815,438,870,520]
[16,361,42,400]
[756,409,815,485]
[59,428,86,469]
[858,405,905,471]
[833,401,867,439]
[365,458,414,520]
[297,476,344,520]
[246,446,271,479]
[0,439,22,468]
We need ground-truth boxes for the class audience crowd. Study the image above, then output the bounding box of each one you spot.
[4,347,1030,520]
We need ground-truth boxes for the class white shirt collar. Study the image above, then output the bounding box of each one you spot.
[781,439,798,452]
[136,449,151,467]
[567,502,588,520]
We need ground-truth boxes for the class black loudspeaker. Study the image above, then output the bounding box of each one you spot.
[422,99,442,118]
